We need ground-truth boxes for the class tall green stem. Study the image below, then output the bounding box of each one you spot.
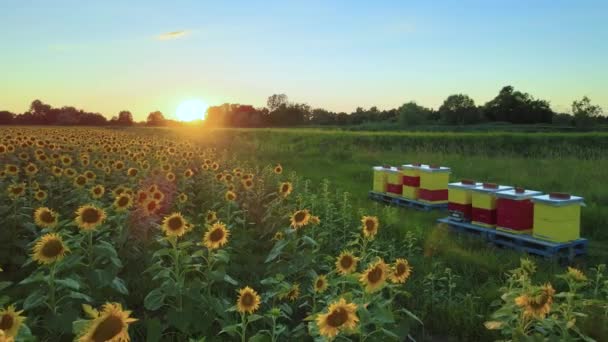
[48,263,57,313]
[173,240,183,312]
[241,313,248,342]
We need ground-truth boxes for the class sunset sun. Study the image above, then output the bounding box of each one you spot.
[176,99,208,122]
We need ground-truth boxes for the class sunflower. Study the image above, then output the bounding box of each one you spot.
[151,191,165,202]
[272,231,284,241]
[361,216,379,239]
[73,175,88,188]
[90,185,105,199]
[60,155,73,166]
[203,222,230,250]
[183,169,193,178]
[24,163,38,176]
[64,167,77,178]
[241,179,254,190]
[515,283,555,319]
[161,213,189,238]
[316,298,359,339]
[278,182,293,198]
[274,164,283,174]
[281,283,300,302]
[0,328,13,342]
[0,305,25,338]
[34,207,59,229]
[75,205,107,231]
[335,251,359,275]
[142,199,160,216]
[290,209,310,229]
[236,287,261,314]
[113,194,133,212]
[165,172,176,182]
[84,170,96,181]
[34,189,47,201]
[136,190,149,204]
[7,183,25,199]
[76,302,137,342]
[310,215,320,225]
[177,193,188,203]
[359,259,389,293]
[211,162,219,171]
[205,210,218,224]
[32,233,70,265]
[126,168,138,177]
[113,161,125,170]
[314,275,329,293]
[225,190,237,202]
[567,267,587,282]
[5,164,18,175]
[389,258,412,284]
[215,173,224,182]
[51,166,63,177]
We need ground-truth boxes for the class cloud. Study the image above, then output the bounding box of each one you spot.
[156,30,190,41]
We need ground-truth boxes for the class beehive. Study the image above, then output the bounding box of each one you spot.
[400,163,422,200]
[495,187,543,234]
[448,180,481,221]
[372,165,389,193]
[471,183,513,228]
[418,165,451,204]
[385,167,403,196]
[532,193,584,242]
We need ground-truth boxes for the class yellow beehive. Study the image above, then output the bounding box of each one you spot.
[386,167,402,185]
[372,166,389,193]
[419,165,450,191]
[448,180,481,205]
[400,164,422,200]
[532,193,584,242]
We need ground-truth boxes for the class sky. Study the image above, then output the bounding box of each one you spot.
[1,0,607,121]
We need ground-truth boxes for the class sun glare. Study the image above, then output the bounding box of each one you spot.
[176,100,208,122]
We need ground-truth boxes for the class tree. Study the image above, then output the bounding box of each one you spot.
[117,110,134,126]
[0,111,15,125]
[439,94,481,124]
[147,111,166,126]
[483,86,553,124]
[397,102,430,126]
[267,94,289,112]
[572,96,603,128]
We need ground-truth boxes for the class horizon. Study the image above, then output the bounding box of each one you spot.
[1,1,607,121]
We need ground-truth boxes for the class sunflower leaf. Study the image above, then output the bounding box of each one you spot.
[55,278,81,290]
[144,288,166,311]
[265,240,288,263]
[23,290,46,310]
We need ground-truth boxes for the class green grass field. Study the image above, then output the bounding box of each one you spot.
[192,127,608,340]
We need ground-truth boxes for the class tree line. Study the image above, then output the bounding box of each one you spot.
[1,86,604,128]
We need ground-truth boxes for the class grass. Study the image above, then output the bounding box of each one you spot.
[182,126,608,340]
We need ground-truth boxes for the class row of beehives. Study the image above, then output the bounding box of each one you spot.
[372,164,585,243]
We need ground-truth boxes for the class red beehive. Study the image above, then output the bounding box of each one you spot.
[495,187,543,234]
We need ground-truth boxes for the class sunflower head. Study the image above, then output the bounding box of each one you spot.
[113,194,133,212]
[90,185,105,199]
[280,283,300,302]
[225,190,237,202]
[272,231,284,241]
[205,210,218,224]
[34,207,59,229]
[126,167,138,177]
[274,164,282,174]
[75,205,107,231]
[7,183,25,199]
[32,233,70,265]
[361,216,379,239]
[177,193,188,203]
[142,199,160,216]
[165,172,176,182]
[335,251,359,275]
[236,287,261,314]
[359,259,389,293]
[278,182,293,198]
[161,213,189,238]
[0,305,26,338]
[389,258,412,284]
[290,209,311,230]
[74,175,88,188]
[515,283,555,319]
[76,302,137,342]
[241,179,254,190]
[314,275,329,293]
[316,298,359,339]
[203,222,230,250]
[566,267,587,282]
[34,189,47,201]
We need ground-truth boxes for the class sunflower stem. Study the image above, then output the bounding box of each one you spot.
[49,263,57,313]
[241,313,248,342]
[173,239,183,312]
[87,230,94,267]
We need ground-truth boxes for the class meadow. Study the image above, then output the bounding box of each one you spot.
[0,126,607,341]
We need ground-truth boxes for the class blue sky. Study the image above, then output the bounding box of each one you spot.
[1,0,606,120]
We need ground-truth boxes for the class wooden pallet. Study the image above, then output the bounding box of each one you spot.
[368,191,448,212]
[437,217,588,262]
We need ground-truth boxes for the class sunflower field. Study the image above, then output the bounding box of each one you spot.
[1,126,607,342]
